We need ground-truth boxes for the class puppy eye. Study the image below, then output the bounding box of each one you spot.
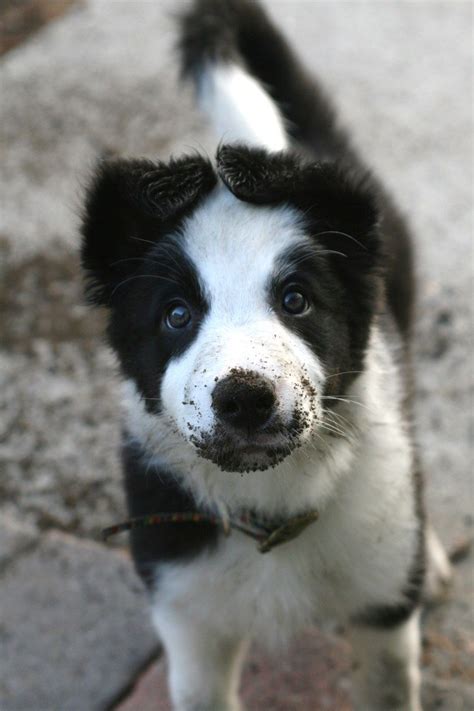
[165,302,192,329]
[282,289,309,315]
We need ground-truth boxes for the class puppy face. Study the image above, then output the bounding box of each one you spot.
[81,146,380,472]
[159,192,328,472]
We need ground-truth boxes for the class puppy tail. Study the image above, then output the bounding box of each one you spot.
[178,0,349,159]
[178,0,288,151]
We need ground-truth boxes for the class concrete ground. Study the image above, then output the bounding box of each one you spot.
[0,0,472,709]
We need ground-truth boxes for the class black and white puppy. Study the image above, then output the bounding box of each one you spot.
[81,1,452,709]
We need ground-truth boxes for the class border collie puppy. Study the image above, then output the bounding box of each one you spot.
[81,1,451,709]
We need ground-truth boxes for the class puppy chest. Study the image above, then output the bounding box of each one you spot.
[154,533,350,639]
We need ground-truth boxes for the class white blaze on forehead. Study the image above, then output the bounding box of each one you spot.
[182,187,307,319]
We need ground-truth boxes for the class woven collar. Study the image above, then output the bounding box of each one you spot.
[102,508,319,554]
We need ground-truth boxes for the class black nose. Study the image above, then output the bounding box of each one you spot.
[212,370,276,432]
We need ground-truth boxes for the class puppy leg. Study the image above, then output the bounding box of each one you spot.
[423,523,453,603]
[350,610,422,711]
[152,605,247,711]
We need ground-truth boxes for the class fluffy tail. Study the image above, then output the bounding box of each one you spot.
[179,0,350,159]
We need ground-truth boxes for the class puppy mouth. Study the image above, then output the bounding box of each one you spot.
[194,440,296,473]
[190,418,305,473]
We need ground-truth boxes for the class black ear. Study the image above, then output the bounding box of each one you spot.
[81,155,216,305]
[217,144,380,269]
[216,144,302,204]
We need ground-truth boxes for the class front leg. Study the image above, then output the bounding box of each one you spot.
[350,610,422,711]
[152,603,247,711]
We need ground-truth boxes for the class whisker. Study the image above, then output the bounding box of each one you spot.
[288,247,348,264]
[323,410,351,429]
[127,237,191,281]
[130,235,158,248]
[318,422,349,440]
[324,408,359,434]
[325,370,364,380]
[309,430,339,461]
[314,229,367,251]
[152,245,185,274]
[111,273,180,296]
[109,256,182,279]
[110,256,152,267]
[307,430,332,457]
[316,249,348,258]
[321,395,375,414]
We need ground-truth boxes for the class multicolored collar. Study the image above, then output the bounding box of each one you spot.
[102,508,319,554]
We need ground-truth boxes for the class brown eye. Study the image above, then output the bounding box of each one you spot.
[282,289,308,315]
[165,303,191,329]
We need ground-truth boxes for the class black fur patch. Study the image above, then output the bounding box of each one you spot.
[123,437,219,588]
[80,155,216,410]
[179,0,240,77]
[81,154,216,305]
[271,243,365,397]
[107,237,208,413]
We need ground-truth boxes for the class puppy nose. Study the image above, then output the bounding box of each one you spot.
[212,370,276,431]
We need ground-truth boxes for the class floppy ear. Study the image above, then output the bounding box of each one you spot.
[81,155,216,305]
[216,144,302,204]
[216,144,380,270]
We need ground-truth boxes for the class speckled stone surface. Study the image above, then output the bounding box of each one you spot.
[0,1,472,708]
[0,531,157,711]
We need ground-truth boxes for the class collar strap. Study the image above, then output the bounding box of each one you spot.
[102,509,319,554]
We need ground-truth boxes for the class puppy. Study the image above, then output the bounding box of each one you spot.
[81,1,451,709]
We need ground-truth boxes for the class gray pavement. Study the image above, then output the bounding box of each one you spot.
[1,523,157,711]
[0,1,472,708]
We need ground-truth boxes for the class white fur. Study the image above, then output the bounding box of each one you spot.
[350,611,422,711]
[126,326,418,627]
[145,328,418,627]
[153,608,246,711]
[199,63,288,151]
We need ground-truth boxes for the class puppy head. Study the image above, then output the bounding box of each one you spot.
[81,146,381,472]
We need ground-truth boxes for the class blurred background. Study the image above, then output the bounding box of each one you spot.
[0,1,472,709]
